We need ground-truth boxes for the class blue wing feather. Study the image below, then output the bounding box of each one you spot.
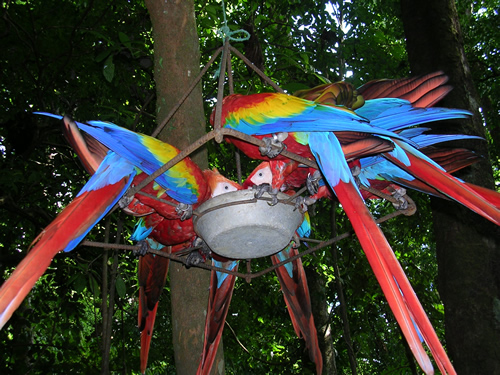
[35,113,199,204]
[357,99,472,132]
[308,132,354,186]
[66,152,136,251]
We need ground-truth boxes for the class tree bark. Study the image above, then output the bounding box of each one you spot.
[400,1,500,373]
[145,1,224,374]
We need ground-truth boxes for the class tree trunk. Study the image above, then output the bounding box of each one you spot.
[304,266,337,375]
[145,1,224,374]
[400,1,500,373]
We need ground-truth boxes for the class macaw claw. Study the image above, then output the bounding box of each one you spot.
[133,240,150,257]
[390,187,409,210]
[118,193,134,209]
[176,203,193,221]
[294,196,315,213]
[306,170,323,195]
[253,183,272,198]
[186,237,211,268]
[258,133,288,158]
[252,183,279,205]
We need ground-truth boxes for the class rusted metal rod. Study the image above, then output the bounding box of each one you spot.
[80,193,417,280]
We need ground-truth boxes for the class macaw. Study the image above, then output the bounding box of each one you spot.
[243,140,492,212]
[132,168,241,374]
[135,239,177,375]
[196,170,242,375]
[357,70,453,108]
[131,199,203,375]
[198,170,323,375]
[294,76,500,214]
[295,71,453,109]
[243,73,454,199]
[244,163,325,372]
[197,255,239,375]
[211,75,500,374]
[0,113,210,331]
[356,128,500,206]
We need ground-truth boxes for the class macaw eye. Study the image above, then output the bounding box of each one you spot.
[258,172,263,177]
[224,184,229,190]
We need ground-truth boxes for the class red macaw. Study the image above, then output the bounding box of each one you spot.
[357,71,453,108]
[211,73,500,374]
[295,71,453,109]
[242,73,455,199]
[196,170,242,375]
[132,168,241,374]
[0,113,210,332]
[295,77,500,211]
[198,170,322,375]
[197,256,239,375]
[215,91,500,224]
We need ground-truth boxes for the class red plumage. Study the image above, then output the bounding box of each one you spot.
[0,176,132,329]
[271,246,323,374]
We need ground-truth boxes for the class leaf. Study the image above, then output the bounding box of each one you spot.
[95,49,111,63]
[118,31,132,50]
[89,274,100,299]
[115,274,126,298]
[103,55,115,82]
[72,274,87,293]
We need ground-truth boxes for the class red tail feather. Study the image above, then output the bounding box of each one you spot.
[334,179,457,374]
[271,248,323,374]
[0,178,131,329]
[358,71,451,107]
[197,261,238,375]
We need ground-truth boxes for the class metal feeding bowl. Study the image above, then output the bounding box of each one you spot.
[193,189,304,259]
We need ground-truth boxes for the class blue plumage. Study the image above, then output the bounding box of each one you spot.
[130,218,154,242]
[35,112,200,204]
[65,152,135,252]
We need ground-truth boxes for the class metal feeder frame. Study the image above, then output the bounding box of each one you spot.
[81,38,418,282]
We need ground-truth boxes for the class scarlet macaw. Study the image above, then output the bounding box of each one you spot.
[196,169,242,375]
[211,74,500,374]
[0,114,210,332]
[294,76,500,213]
[131,168,241,374]
[198,170,322,375]
[270,204,323,375]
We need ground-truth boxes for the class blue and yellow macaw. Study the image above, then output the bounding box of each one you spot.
[0,113,210,333]
[212,73,500,375]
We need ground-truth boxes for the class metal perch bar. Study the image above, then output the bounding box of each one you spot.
[129,39,317,198]
[229,45,284,93]
[125,127,318,200]
[213,39,232,143]
[81,195,417,280]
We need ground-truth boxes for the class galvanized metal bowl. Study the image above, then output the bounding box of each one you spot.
[193,189,304,259]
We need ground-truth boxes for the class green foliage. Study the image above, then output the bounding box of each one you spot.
[0,0,496,374]
[457,0,500,184]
